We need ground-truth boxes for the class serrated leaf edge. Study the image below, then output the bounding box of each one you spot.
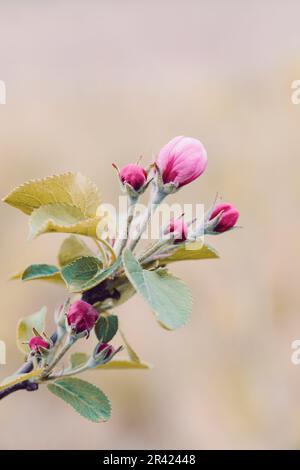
[47,378,112,423]
[3,172,102,217]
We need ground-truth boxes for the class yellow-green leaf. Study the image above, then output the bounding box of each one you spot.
[96,360,151,370]
[58,235,95,267]
[119,330,140,363]
[3,172,101,217]
[0,369,42,391]
[70,352,89,369]
[17,306,47,354]
[28,203,100,239]
[160,242,219,264]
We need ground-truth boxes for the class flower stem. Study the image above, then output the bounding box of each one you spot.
[41,336,76,379]
[128,188,166,252]
[114,196,137,256]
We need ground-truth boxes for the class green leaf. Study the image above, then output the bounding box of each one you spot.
[61,256,102,292]
[28,203,99,239]
[22,264,60,281]
[3,172,101,217]
[47,377,111,423]
[70,352,89,369]
[95,314,118,343]
[96,360,151,370]
[123,250,192,330]
[119,330,140,363]
[58,235,95,267]
[61,256,121,293]
[17,306,47,354]
[159,242,219,264]
[11,266,64,285]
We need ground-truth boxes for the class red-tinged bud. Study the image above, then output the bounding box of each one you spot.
[96,342,115,360]
[209,203,239,233]
[156,136,207,188]
[29,336,50,352]
[165,218,188,242]
[67,300,99,334]
[120,164,147,191]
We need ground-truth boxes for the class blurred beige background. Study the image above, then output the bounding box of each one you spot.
[0,0,300,450]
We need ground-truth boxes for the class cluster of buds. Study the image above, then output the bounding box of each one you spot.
[113,135,239,253]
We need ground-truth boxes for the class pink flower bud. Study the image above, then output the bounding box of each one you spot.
[209,203,239,233]
[165,218,188,242]
[156,136,207,188]
[96,342,115,360]
[29,336,50,352]
[67,300,99,334]
[120,164,147,191]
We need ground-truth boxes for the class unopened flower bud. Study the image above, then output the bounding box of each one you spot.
[156,136,207,189]
[96,342,115,361]
[67,300,99,335]
[120,164,147,192]
[209,203,239,233]
[29,336,50,352]
[165,218,188,243]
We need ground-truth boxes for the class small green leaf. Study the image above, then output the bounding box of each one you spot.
[70,352,89,369]
[97,360,151,370]
[11,266,64,285]
[159,242,219,264]
[61,256,103,292]
[47,377,111,423]
[22,264,60,281]
[61,256,121,293]
[120,330,140,363]
[95,314,118,343]
[17,306,47,354]
[58,235,95,267]
[28,203,99,239]
[123,250,192,330]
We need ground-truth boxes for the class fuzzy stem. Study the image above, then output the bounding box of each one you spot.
[93,238,108,267]
[98,238,117,264]
[114,196,137,256]
[41,336,76,379]
[46,363,90,381]
[128,188,166,252]
[138,238,171,264]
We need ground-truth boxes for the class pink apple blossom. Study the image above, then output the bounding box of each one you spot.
[156,136,207,188]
